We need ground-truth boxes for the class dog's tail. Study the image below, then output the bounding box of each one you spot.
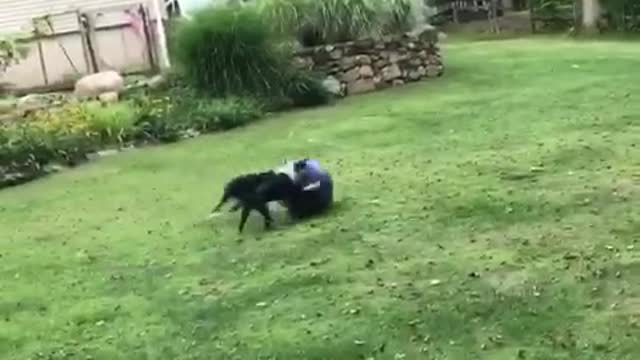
[211,192,230,213]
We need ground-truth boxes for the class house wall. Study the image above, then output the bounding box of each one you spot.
[0,0,165,92]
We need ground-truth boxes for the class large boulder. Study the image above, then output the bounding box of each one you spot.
[347,78,375,95]
[74,71,124,99]
[146,74,166,89]
[321,76,342,96]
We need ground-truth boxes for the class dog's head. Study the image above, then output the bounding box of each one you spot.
[293,158,309,173]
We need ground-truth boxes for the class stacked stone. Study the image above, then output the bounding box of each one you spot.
[292,28,444,97]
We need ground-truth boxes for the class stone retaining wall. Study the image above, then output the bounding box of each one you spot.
[293,28,444,96]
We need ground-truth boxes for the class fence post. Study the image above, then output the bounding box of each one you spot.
[528,0,536,33]
[150,0,171,69]
[36,39,49,85]
[31,19,49,86]
[139,5,158,71]
[573,0,581,31]
[83,14,100,73]
[452,1,460,24]
[78,12,97,73]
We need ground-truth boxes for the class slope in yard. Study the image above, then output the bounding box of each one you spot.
[1,38,640,359]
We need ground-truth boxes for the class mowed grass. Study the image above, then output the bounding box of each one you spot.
[2,38,640,360]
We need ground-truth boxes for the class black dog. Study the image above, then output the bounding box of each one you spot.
[211,170,302,233]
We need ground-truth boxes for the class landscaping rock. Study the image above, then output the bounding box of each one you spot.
[329,49,343,60]
[146,74,166,89]
[293,31,444,98]
[87,149,120,161]
[341,67,360,83]
[322,76,342,96]
[408,70,422,81]
[373,60,387,69]
[382,64,402,81]
[74,71,124,99]
[426,64,444,77]
[97,149,120,157]
[340,56,357,70]
[388,51,405,63]
[347,78,375,95]
[293,56,314,70]
[355,55,372,65]
[43,163,65,174]
[358,65,374,78]
[409,58,422,67]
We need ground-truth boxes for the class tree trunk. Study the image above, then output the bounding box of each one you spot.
[582,0,601,32]
[488,0,501,33]
[452,2,459,24]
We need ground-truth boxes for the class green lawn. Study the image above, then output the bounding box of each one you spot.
[2,38,640,360]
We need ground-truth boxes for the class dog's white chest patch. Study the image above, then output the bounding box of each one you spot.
[275,161,296,180]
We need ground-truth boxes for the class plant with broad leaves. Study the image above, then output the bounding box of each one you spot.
[0,34,30,74]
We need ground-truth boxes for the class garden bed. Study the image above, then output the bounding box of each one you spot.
[0,90,267,189]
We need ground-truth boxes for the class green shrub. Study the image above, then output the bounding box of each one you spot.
[380,0,415,34]
[132,90,265,142]
[259,0,377,45]
[0,104,101,171]
[258,0,417,46]
[172,5,289,96]
[84,101,138,145]
[0,33,30,74]
[185,97,265,131]
[132,95,182,143]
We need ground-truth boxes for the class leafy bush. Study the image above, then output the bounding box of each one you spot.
[600,0,640,32]
[132,90,265,142]
[186,96,265,131]
[381,0,415,34]
[0,33,30,74]
[132,95,182,143]
[84,102,138,145]
[258,0,418,46]
[0,103,101,171]
[172,5,289,96]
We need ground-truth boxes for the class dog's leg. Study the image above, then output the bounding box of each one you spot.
[229,202,242,212]
[238,206,251,233]
[255,203,273,230]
